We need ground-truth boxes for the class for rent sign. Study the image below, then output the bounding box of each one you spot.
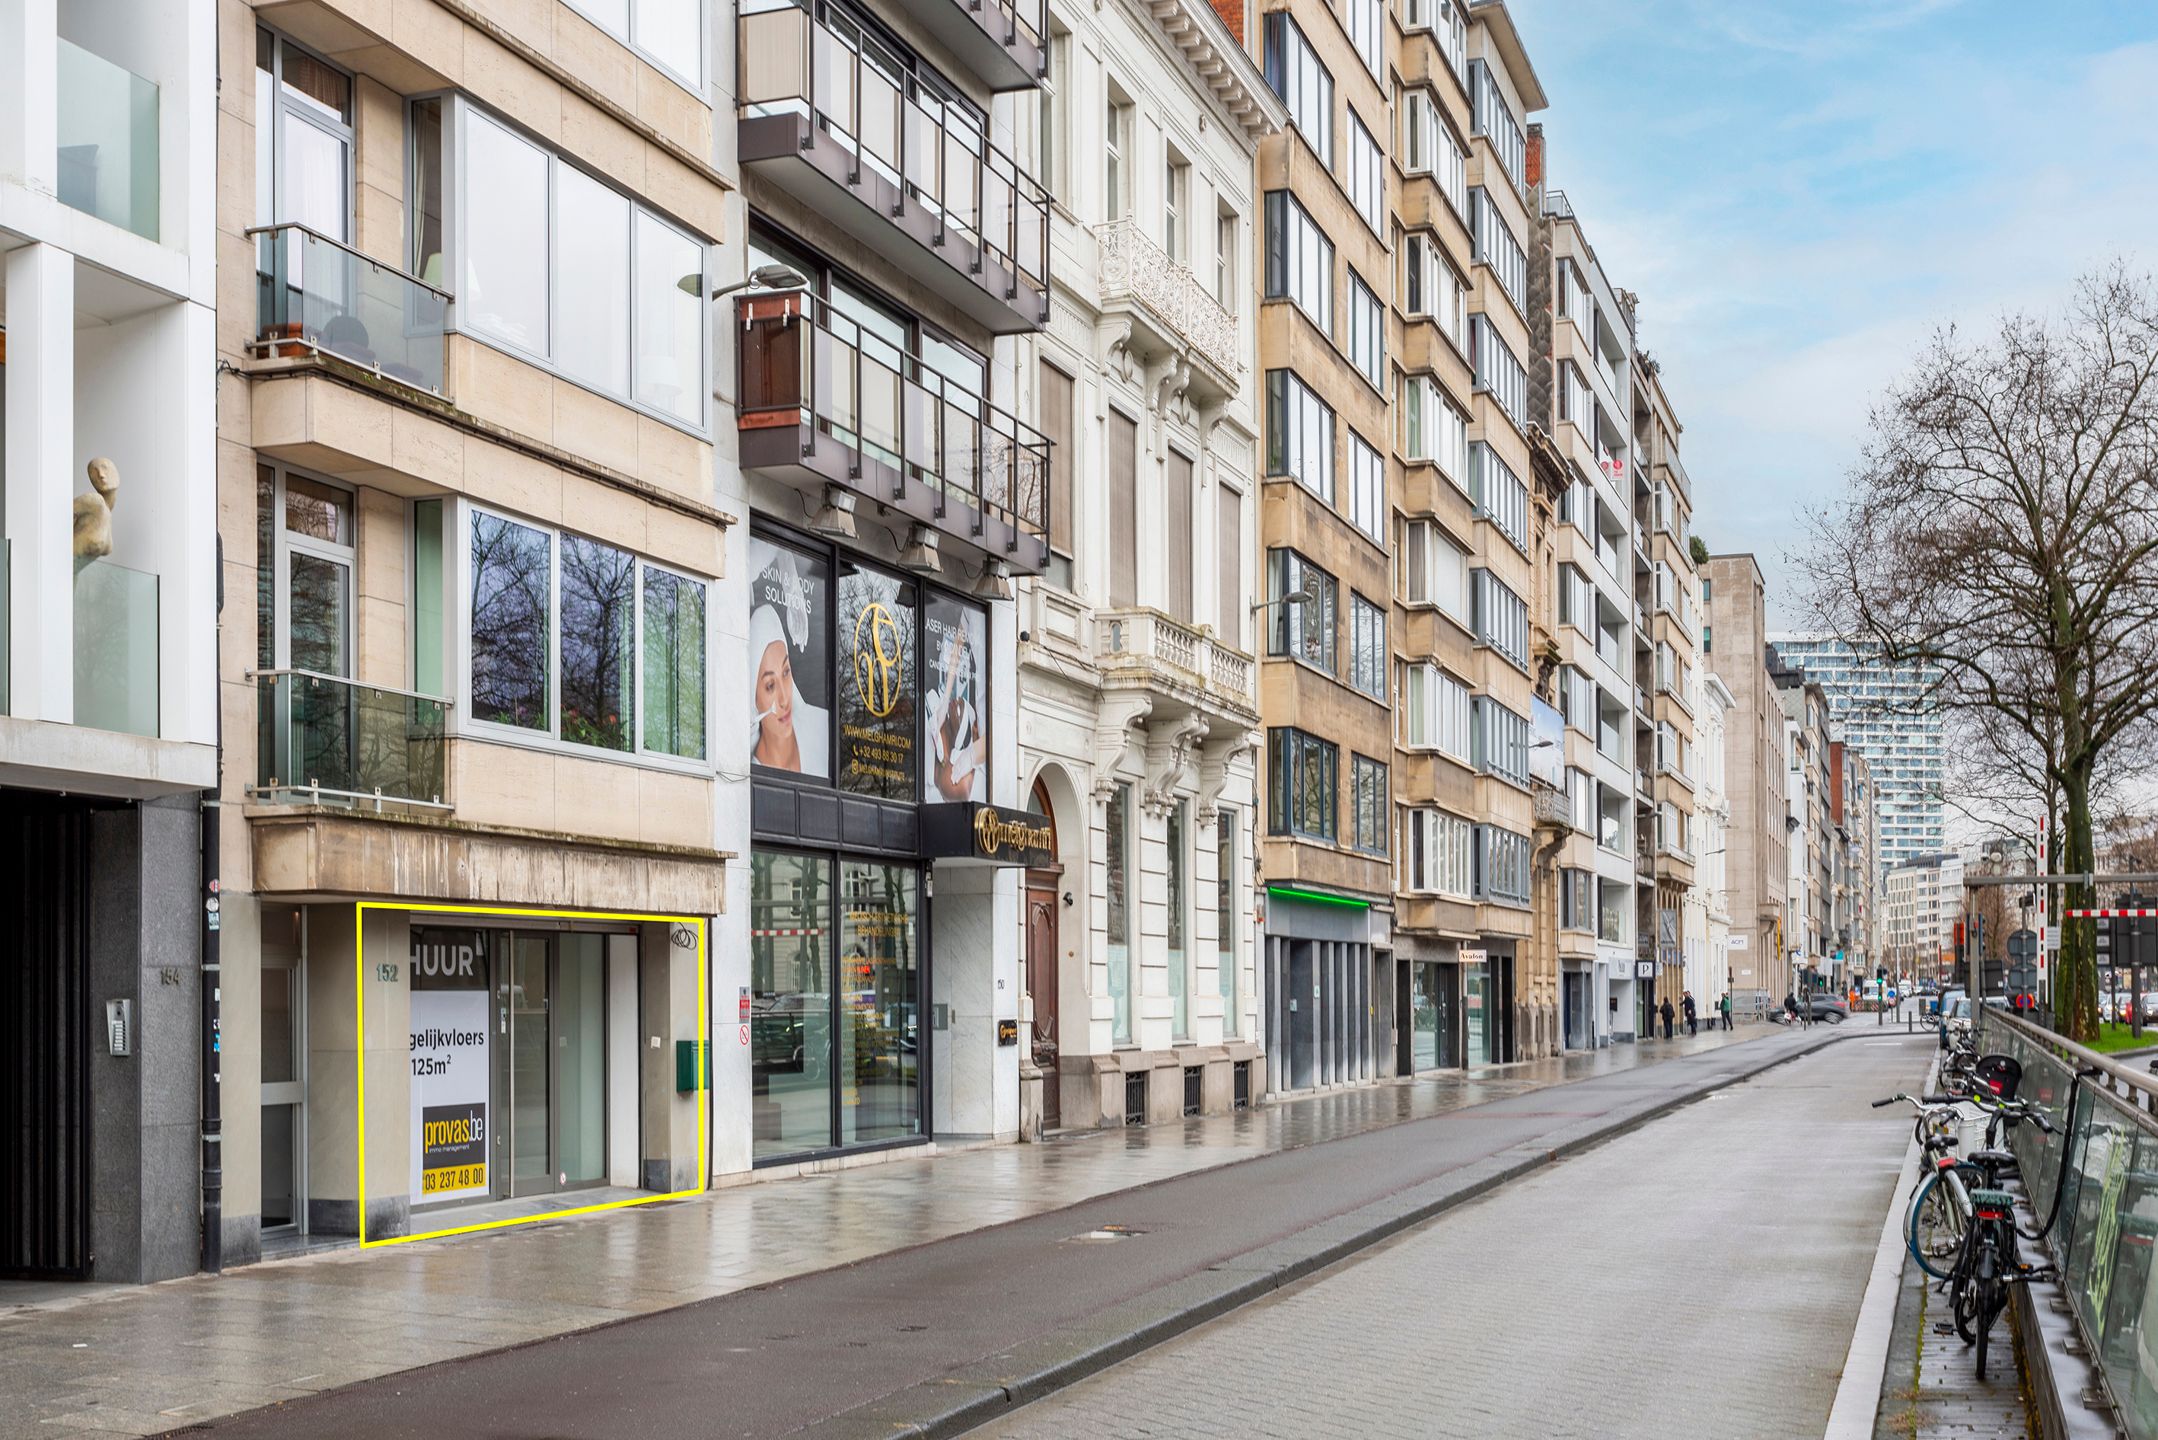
[410,929,490,1202]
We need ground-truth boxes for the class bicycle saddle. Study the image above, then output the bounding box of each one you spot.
[1968,1147,2018,1171]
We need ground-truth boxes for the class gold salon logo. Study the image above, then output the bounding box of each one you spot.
[975,807,1052,859]
[853,602,904,718]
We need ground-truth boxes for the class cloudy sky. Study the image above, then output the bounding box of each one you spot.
[1515,0,2158,627]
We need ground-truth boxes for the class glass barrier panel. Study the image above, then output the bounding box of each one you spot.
[56,40,159,241]
[73,559,159,737]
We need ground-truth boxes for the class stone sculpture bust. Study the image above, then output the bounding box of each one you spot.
[72,457,117,562]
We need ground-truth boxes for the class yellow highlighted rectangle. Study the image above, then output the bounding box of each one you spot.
[355,901,709,1248]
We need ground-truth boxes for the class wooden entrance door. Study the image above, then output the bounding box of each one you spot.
[1025,878,1060,1129]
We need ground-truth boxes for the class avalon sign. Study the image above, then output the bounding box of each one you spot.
[921,802,1055,868]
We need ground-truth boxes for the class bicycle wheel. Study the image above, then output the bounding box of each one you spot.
[1908,1171,1967,1280]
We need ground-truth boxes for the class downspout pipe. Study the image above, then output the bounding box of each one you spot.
[202,532,223,1274]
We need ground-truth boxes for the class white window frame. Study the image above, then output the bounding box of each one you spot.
[1349,431,1385,541]
[1402,518,1469,623]
[1348,271,1383,389]
[563,0,708,95]
[1347,111,1384,235]
[1266,191,1334,333]
[425,96,712,436]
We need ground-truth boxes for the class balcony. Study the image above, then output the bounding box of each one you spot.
[738,291,1050,574]
[247,224,452,398]
[74,559,158,737]
[737,0,1048,336]
[56,38,159,241]
[1095,607,1257,723]
[253,670,450,810]
[910,0,1046,91]
[1095,218,1241,395]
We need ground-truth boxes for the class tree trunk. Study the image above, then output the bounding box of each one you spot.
[2057,763,2103,1042]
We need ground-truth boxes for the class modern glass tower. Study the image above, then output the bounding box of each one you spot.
[1766,635,1946,871]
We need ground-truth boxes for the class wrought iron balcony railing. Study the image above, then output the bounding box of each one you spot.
[1094,218,1241,380]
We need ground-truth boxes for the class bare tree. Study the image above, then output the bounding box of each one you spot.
[1803,264,2158,1041]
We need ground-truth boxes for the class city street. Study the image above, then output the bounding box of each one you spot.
[978,1034,1929,1440]
[9,1026,1924,1440]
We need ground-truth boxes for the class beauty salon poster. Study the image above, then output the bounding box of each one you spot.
[747,535,831,777]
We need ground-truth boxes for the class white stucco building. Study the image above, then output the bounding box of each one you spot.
[1685,671,1733,1013]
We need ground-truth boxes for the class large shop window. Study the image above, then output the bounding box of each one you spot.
[745,527,991,803]
[467,509,709,760]
[408,98,707,427]
[750,851,923,1159]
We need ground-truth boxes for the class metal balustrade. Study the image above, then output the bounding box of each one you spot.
[248,222,453,396]
[254,668,451,810]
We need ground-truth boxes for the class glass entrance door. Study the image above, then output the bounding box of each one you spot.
[490,932,609,1199]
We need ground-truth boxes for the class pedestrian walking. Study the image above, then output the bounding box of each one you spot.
[1718,992,1732,1031]
[1682,991,1698,1037]
[1659,997,1675,1040]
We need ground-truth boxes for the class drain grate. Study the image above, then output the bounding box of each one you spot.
[1064,1223,1147,1243]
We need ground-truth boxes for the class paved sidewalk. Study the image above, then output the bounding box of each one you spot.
[0,1023,1773,1438]
[976,1033,1932,1440]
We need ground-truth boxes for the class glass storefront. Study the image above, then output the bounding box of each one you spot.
[751,850,924,1158]
[1410,962,1460,1072]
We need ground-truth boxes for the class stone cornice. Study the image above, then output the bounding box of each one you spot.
[1138,0,1285,147]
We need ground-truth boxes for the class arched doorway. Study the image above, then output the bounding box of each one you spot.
[1024,776,1064,1128]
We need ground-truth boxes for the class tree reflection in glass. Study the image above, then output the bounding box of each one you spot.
[470,512,550,730]
[561,534,635,751]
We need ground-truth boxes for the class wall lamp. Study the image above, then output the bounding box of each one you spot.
[680,263,808,298]
[1250,588,1313,613]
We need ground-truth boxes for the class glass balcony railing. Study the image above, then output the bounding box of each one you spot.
[738,290,1051,545]
[74,559,159,737]
[56,39,159,241]
[738,0,1048,296]
[248,223,453,396]
[255,669,450,809]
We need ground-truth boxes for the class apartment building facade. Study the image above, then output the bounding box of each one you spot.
[1009,0,1277,1130]
[1527,173,1639,1047]
[1884,851,1963,984]
[1631,359,1697,1033]
[1774,670,1835,987]
[1766,633,1946,871]
[1685,670,1734,1013]
[221,0,731,1254]
[1701,554,1789,1004]
[1832,740,1879,982]
[0,0,218,1283]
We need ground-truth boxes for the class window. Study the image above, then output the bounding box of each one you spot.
[1347,114,1384,234]
[1557,256,1592,329]
[1402,519,1469,621]
[1402,90,1466,221]
[1039,361,1075,565]
[1265,192,1333,333]
[1168,800,1190,1039]
[1404,233,1465,350]
[1557,360,1596,434]
[1598,877,1629,943]
[469,508,710,761]
[1350,594,1386,699]
[411,99,707,427]
[1107,782,1133,1043]
[1470,316,1528,433]
[1400,374,1466,483]
[256,31,353,241]
[1471,569,1528,668]
[1558,665,1595,731]
[1474,824,1531,905]
[1400,662,1471,760]
[1040,29,1068,200]
[1352,755,1389,854]
[1469,58,1525,186]
[1266,370,1335,500]
[1216,209,1237,306]
[1348,432,1385,541]
[1404,808,1473,896]
[1109,406,1138,606]
[1472,695,1530,786]
[1218,811,1239,1040]
[1165,155,1188,259]
[566,0,701,85]
[1347,272,1384,387]
[1560,869,1595,931]
[1264,13,1333,163]
[1269,549,1338,670]
[1218,483,1244,648]
[1105,91,1130,220]
[1402,0,1467,83]
[1269,728,1338,841]
[1470,188,1527,316]
[1347,0,1382,78]
[1468,442,1528,553]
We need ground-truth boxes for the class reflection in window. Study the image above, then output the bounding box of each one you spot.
[470,512,551,730]
[643,565,707,759]
[463,111,551,352]
[561,534,636,751]
[555,165,631,396]
[1107,783,1132,1045]
[567,0,703,84]
[634,212,704,424]
[751,850,834,1159]
[840,861,920,1145]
